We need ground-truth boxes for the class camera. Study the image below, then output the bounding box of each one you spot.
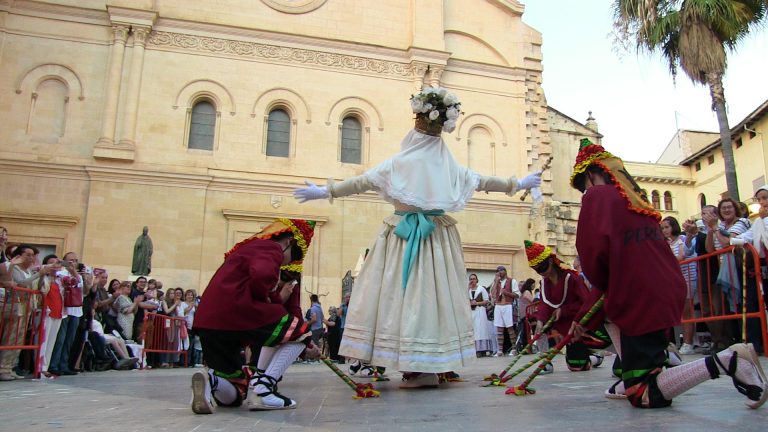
[77,263,86,273]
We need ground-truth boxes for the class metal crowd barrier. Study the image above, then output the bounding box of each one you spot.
[680,243,768,356]
[0,286,46,378]
[140,312,188,368]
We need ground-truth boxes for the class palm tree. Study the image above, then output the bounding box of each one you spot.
[613,0,767,201]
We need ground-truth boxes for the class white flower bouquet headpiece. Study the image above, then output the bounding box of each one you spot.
[410,86,462,134]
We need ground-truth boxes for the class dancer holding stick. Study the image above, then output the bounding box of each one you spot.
[506,295,605,396]
[571,138,767,409]
[525,240,612,374]
[482,314,555,386]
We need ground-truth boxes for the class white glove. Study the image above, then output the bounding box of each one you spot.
[518,172,542,191]
[293,180,329,203]
[730,237,746,247]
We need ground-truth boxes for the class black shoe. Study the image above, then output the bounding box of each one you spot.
[48,369,61,376]
[59,369,77,376]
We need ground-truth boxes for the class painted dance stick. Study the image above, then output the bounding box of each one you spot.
[519,156,553,201]
[320,357,380,399]
[506,295,605,396]
[482,314,556,387]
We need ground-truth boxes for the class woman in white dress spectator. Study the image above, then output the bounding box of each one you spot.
[183,289,199,367]
[468,274,494,357]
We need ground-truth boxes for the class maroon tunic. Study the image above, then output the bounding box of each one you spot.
[194,239,291,331]
[575,185,685,336]
[535,269,595,335]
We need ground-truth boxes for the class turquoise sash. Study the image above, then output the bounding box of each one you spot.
[393,210,445,290]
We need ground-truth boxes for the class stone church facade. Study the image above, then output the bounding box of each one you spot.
[1,0,572,305]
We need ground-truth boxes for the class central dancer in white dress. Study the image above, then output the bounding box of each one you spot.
[294,87,541,387]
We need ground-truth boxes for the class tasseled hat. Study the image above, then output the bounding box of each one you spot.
[524,240,570,271]
[570,138,660,221]
[226,218,316,272]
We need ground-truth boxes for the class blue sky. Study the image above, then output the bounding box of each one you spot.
[521,1,768,162]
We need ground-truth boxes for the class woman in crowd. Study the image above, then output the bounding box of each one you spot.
[468,273,494,357]
[516,278,536,352]
[662,216,696,355]
[114,281,141,341]
[325,306,342,362]
[730,185,768,354]
[107,279,120,296]
[703,198,751,349]
[184,289,201,367]
[158,287,185,367]
[38,254,63,378]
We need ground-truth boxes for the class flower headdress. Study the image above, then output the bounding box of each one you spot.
[410,86,462,135]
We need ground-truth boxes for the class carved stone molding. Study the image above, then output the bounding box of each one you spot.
[0,211,78,227]
[132,27,151,47]
[260,0,328,14]
[148,31,417,79]
[113,25,129,44]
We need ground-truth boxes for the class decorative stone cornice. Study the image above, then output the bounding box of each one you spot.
[0,159,88,181]
[634,175,695,186]
[107,6,157,28]
[8,0,107,25]
[85,166,212,189]
[148,30,419,80]
[0,211,79,227]
[222,209,327,225]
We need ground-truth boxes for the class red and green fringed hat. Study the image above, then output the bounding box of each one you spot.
[226,218,316,272]
[570,138,661,221]
[524,240,571,271]
[524,240,552,268]
[570,138,614,188]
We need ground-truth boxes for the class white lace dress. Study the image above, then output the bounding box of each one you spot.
[333,129,522,372]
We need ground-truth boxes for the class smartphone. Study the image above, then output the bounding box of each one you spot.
[77,263,86,273]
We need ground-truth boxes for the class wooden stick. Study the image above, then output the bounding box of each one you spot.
[482,314,556,387]
[519,156,553,201]
[506,295,605,396]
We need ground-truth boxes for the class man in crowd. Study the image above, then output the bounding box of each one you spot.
[490,265,519,356]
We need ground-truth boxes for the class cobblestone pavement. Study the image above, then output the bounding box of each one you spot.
[0,353,766,432]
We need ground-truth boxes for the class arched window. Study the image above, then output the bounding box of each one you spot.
[266,109,290,157]
[31,78,68,140]
[699,193,707,209]
[340,116,362,164]
[651,190,660,209]
[664,191,673,211]
[188,100,216,150]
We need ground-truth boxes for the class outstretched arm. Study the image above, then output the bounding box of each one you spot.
[294,176,375,203]
[476,172,541,195]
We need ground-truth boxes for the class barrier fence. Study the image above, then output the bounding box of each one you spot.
[140,312,188,368]
[0,286,45,378]
[680,243,768,356]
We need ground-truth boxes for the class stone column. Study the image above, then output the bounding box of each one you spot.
[117,26,150,147]
[96,24,129,146]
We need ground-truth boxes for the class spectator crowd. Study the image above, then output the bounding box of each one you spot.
[0,228,202,381]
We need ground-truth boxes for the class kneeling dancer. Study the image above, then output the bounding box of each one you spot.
[190,218,318,413]
[570,138,767,409]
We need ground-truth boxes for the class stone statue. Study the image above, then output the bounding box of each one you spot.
[132,226,153,275]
